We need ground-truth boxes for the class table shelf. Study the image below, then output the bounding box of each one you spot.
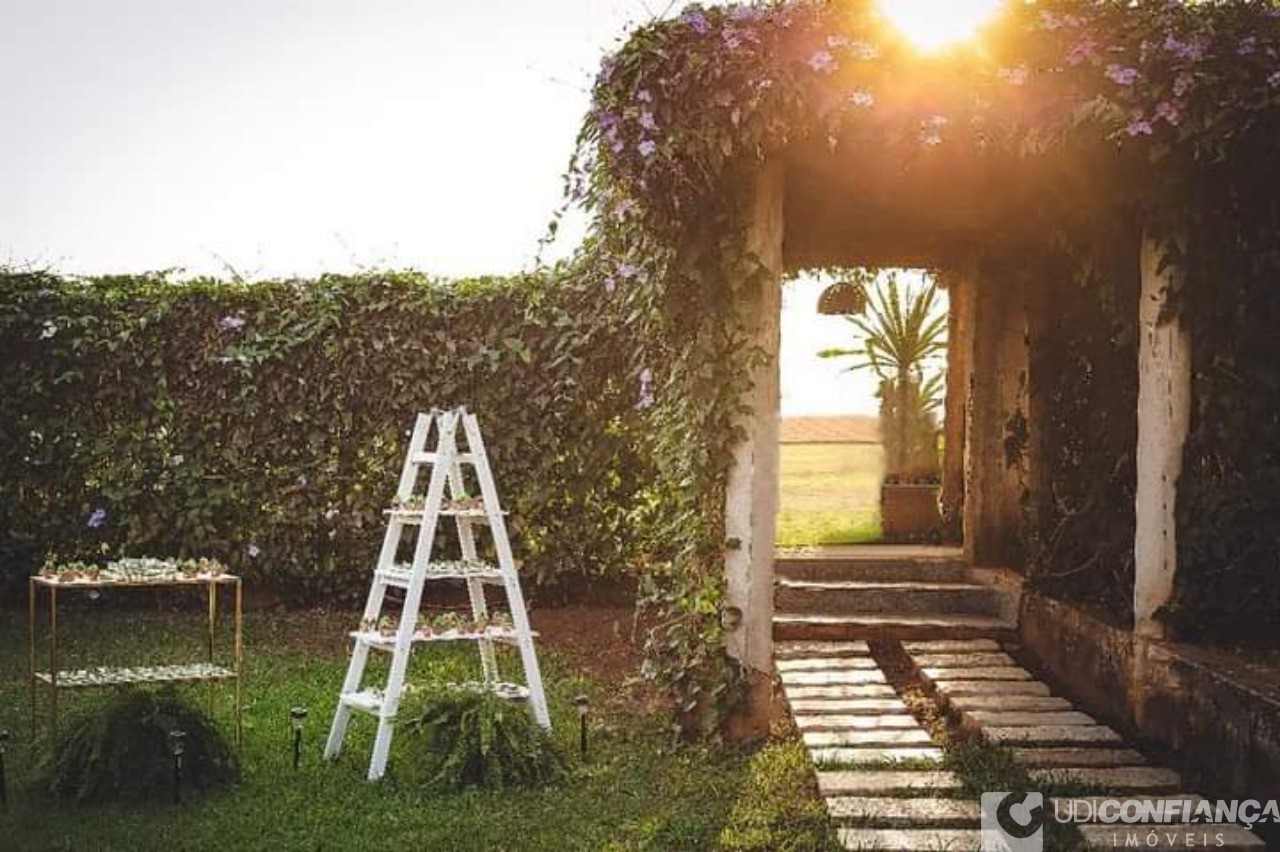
[35,663,237,689]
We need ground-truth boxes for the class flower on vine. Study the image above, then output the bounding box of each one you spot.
[681,10,711,35]
[636,368,655,410]
[1155,100,1182,126]
[997,65,1029,86]
[247,543,261,558]
[219,314,246,332]
[39,321,58,339]
[1105,64,1139,86]
[1164,35,1206,62]
[1125,116,1154,137]
[638,139,657,157]
[640,111,657,130]
[848,40,879,60]
[723,30,742,50]
[87,507,107,528]
[729,6,761,23]
[1238,36,1257,56]
[849,89,875,108]
[1067,38,1099,66]
[617,262,641,279]
[807,50,837,74]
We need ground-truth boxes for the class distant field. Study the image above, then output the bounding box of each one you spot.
[776,442,883,546]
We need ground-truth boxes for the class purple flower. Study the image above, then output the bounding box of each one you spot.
[1067,38,1099,66]
[247,543,261,558]
[1238,36,1257,56]
[638,139,657,157]
[1125,116,1154,137]
[1155,101,1182,126]
[681,10,711,35]
[219,314,246,332]
[1164,35,1206,62]
[636,89,652,103]
[639,111,657,130]
[1106,64,1139,86]
[87,507,107,528]
[617,262,641,280]
[723,30,742,50]
[807,50,837,74]
[849,89,875,108]
[729,6,761,23]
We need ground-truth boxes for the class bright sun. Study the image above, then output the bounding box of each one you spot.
[878,0,1006,51]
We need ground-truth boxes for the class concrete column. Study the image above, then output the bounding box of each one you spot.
[1134,234,1190,639]
[724,160,784,683]
[940,273,973,541]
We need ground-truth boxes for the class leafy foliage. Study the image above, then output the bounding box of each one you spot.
[401,686,565,792]
[42,688,238,802]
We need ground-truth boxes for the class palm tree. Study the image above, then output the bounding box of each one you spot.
[819,272,947,481]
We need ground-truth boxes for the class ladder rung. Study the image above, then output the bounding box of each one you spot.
[350,627,526,650]
[383,508,504,523]
[376,565,506,588]
[340,690,384,715]
[410,452,476,465]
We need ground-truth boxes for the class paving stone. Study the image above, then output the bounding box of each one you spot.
[921,666,1032,682]
[795,714,922,731]
[781,669,888,686]
[777,656,882,672]
[785,684,898,699]
[948,695,1072,713]
[811,746,944,766]
[910,652,1018,669]
[1027,767,1181,793]
[903,639,1002,653]
[804,728,935,748]
[789,698,910,715]
[962,710,1097,729]
[932,680,1051,697]
[826,797,981,827]
[838,827,982,851]
[983,725,1123,746]
[776,641,871,658]
[1013,747,1148,769]
[1048,795,1205,822]
[817,770,963,797]
[1075,824,1263,850]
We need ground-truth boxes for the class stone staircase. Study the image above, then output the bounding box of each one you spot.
[773,547,1018,642]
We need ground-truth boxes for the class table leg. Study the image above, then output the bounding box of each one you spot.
[28,579,36,746]
[234,579,243,748]
[49,584,58,746]
[207,582,217,715]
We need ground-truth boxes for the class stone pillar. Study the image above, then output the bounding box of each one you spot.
[940,273,973,541]
[724,160,784,702]
[1133,234,1190,640]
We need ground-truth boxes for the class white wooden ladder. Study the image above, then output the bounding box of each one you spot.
[323,407,550,781]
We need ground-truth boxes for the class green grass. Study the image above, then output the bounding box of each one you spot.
[776,442,883,546]
[1,607,838,851]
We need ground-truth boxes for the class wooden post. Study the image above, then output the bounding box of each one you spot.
[940,272,973,540]
[723,160,784,732]
[1134,234,1190,639]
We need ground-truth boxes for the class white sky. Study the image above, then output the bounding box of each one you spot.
[0,0,885,414]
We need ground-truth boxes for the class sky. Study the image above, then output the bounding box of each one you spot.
[0,0,892,415]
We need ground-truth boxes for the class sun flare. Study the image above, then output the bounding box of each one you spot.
[878,0,1005,51]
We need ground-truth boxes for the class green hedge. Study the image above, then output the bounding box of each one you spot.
[0,269,651,601]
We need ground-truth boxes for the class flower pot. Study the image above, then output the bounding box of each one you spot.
[880,482,940,539]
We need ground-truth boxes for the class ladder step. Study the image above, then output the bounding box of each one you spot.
[340,690,385,715]
[377,564,505,588]
[384,508,504,523]
[350,628,528,650]
[409,451,476,465]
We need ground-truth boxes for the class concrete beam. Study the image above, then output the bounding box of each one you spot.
[1133,234,1190,640]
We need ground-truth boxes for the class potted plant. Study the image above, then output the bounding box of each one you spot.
[819,272,947,539]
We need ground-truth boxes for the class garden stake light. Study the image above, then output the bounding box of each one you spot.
[0,727,10,806]
[290,706,308,770]
[572,695,590,760]
[168,729,186,804]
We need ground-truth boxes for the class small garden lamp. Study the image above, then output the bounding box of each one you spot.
[290,706,308,771]
[0,727,10,806]
[572,694,591,760]
[168,729,186,804]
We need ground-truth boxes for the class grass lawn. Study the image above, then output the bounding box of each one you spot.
[0,603,837,852]
[776,442,883,547]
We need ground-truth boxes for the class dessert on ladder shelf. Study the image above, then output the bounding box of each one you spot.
[324,407,549,781]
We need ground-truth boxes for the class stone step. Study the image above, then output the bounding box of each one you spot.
[776,557,970,584]
[776,579,1002,616]
[1027,767,1181,793]
[817,770,964,797]
[948,695,1073,713]
[1076,824,1263,850]
[788,697,910,716]
[826,797,981,827]
[902,639,1002,653]
[776,640,871,658]
[961,710,1097,729]
[804,728,935,748]
[983,725,1123,747]
[774,613,1016,642]
[776,656,882,672]
[784,684,898,700]
[910,652,1018,669]
[921,666,1033,682]
[932,680,1051,698]
[811,746,944,766]
[795,714,922,731]
[780,669,887,686]
[837,827,982,851]
[1013,748,1148,769]
[1049,795,1205,822]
